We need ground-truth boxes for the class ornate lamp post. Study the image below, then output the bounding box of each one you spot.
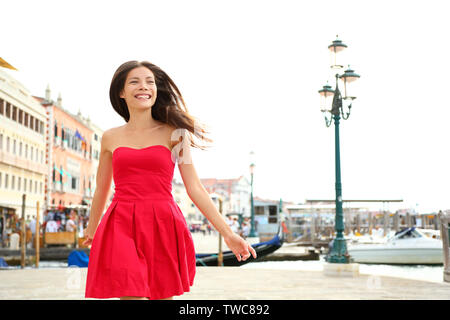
[318,36,360,263]
[249,151,257,237]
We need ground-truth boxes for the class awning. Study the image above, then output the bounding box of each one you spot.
[0,58,18,70]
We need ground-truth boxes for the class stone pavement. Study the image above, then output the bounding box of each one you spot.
[1,266,449,300]
[1,232,449,300]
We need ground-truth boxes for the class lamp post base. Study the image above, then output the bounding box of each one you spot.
[325,237,350,264]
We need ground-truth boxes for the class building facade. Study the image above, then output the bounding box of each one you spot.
[34,88,113,215]
[0,68,47,224]
[200,175,251,217]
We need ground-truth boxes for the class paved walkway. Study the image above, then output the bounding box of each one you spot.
[1,266,449,300]
[1,232,449,300]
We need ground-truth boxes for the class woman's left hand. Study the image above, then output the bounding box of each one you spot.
[223,232,257,262]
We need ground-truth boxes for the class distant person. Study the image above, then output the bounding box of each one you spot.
[46,220,58,233]
[200,223,207,236]
[242,222,250,238]
[66,212,77,232]
[231,218,239,233]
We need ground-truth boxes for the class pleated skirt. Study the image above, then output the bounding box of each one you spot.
[84,197,196,299]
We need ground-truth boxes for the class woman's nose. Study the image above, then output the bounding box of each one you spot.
[138,81,150,90]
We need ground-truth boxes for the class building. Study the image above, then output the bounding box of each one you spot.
[0,67,47,226]
[171,178,197,221]
[34,87,113,216]
[200,175,251,217]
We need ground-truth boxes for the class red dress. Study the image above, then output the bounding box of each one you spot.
[85,144,196,299]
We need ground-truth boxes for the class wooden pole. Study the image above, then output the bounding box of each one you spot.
[75,209,79,248]
[20,194,26,269]
[356,212,361,235]
[218,198,223,267]
[406,211,411,228]
[394,212,399,232]
[310,212,316,242]
[383,211,389,237]
[438,212,450,282]
[35,201,40,268]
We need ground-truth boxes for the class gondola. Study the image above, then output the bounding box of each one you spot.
[196,226,284,267]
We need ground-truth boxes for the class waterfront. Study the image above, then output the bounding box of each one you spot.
[2,255,444,286]
[1,231,446,286]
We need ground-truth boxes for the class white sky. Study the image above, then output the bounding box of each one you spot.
[2,0,449,212]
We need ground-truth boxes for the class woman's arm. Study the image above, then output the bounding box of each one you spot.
[173,130,256,261]
[82,130,114,245]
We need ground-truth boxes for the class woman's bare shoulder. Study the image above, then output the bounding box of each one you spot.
[100,126,124,152]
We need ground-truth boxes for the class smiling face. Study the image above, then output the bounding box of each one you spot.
[120,66,157,109]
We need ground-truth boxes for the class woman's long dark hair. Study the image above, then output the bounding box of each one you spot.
[110,60,212,150]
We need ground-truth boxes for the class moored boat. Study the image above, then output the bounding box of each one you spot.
[196,228,284,267]
[347,227,443,265]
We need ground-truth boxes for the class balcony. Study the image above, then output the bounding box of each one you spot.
[52,181,65,194]
[0,149,47,175]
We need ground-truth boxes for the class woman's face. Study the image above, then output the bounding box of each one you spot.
[120,66,157,109]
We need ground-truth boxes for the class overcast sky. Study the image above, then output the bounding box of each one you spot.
[2,0,449,212]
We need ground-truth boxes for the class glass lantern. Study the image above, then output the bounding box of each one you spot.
[318,83,335,113]
[328,36,347,70]
[339,67,360,100]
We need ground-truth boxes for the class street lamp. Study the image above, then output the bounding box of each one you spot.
[249,151,257,237]
[318,35,360,263]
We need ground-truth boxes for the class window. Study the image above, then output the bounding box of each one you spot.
[71,176,77,190]
[0,172,2,188]
[6,137,10,152]
[29,179,32,193]
[11,175,15,190]
[40,182,42,194]
[41,150,43,163]
[12,106,17,121]
[54,122,58,137]
[34,181,37,193]
[19,142,22,156]
[5,174,8,188]
[18,177,21,191]
[35,118,39,132]
[31,146,33,160]
[23,178,27,192]
[0,98,3,115]
[18,109,23,124]
[0,133,3,150]
[25,144,28,158]
[5,102,10,118]
[24,113,28,126]
[30,115,34,130]
[13,139,16,154]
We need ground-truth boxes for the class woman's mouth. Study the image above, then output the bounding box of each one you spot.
[135,94,151,100]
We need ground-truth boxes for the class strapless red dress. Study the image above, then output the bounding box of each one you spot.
[85,145,196,299]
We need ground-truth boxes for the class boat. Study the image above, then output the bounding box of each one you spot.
[196,227,284,267]
[347,227,443,265]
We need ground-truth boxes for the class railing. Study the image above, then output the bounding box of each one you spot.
[438,211,450,282]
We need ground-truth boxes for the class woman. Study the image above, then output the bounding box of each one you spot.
[83,60,256,300]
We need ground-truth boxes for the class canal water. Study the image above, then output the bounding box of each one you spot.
[241,255,445,284]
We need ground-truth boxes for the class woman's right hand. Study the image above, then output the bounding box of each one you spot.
[82,224,95,247]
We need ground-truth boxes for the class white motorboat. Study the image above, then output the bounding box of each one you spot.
[347,227,443,265]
